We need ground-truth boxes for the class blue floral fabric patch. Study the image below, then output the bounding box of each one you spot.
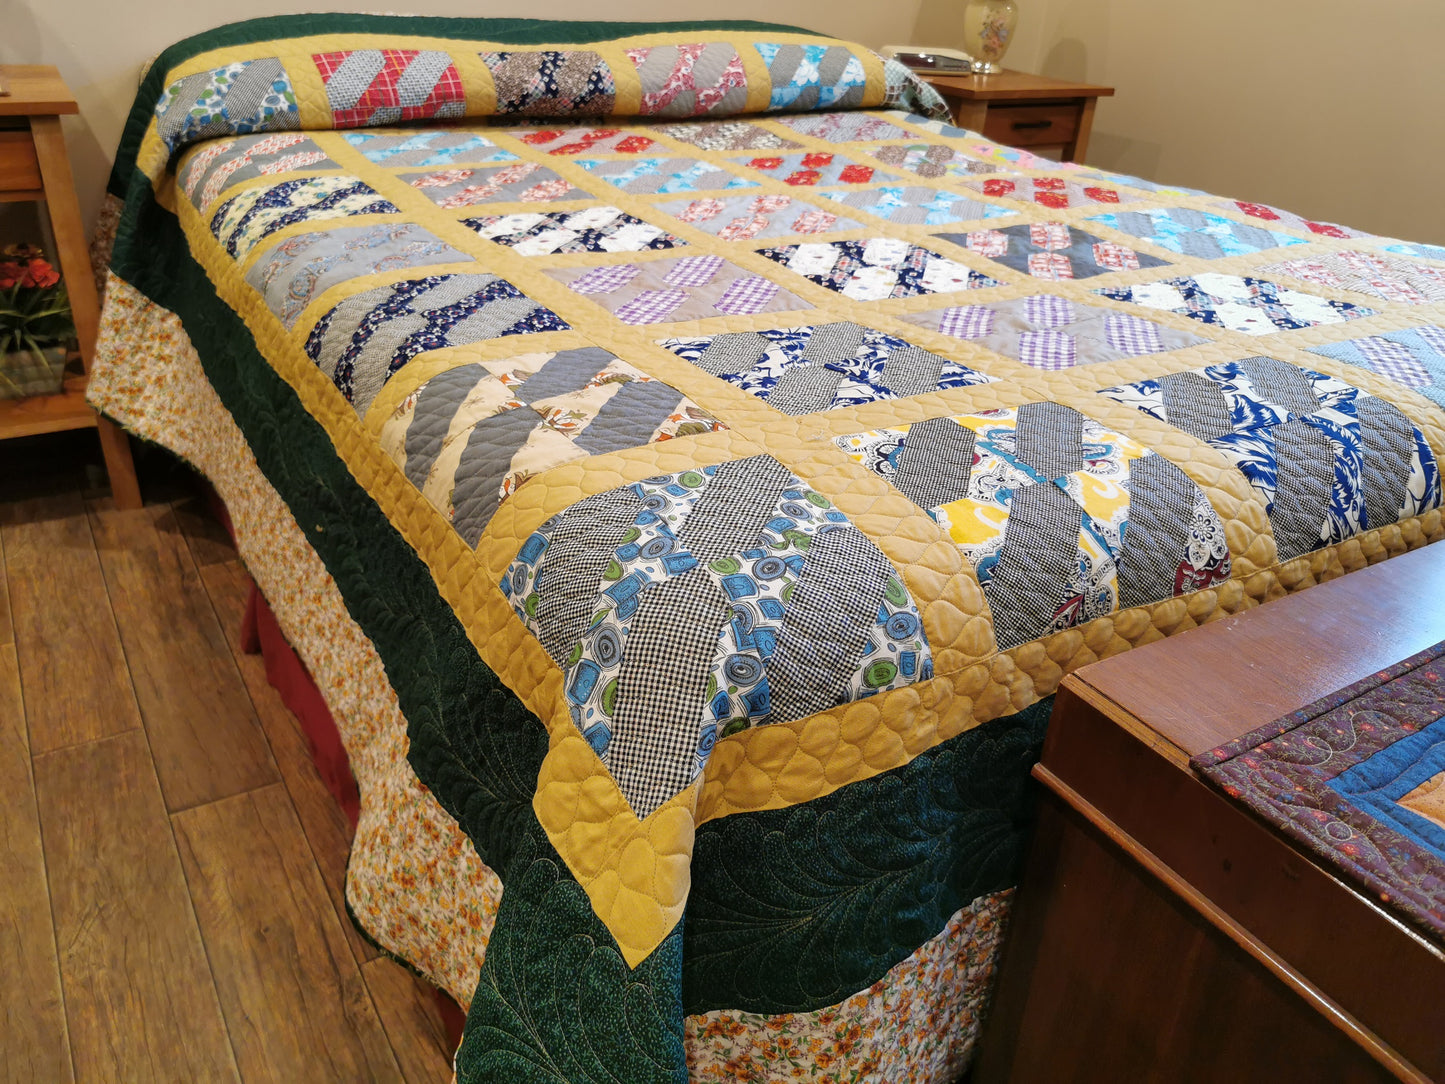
[155,59,298,152]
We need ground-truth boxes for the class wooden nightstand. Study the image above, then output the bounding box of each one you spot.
[916,69,1114,163]
[0,65,140,508]
[974,544,1445,1083]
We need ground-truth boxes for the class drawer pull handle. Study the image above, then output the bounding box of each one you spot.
[1012,120,1053,130]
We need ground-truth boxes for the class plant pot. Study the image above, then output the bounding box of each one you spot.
[0,345,68,399]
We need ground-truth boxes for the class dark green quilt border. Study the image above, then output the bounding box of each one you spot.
[108,13,821,199]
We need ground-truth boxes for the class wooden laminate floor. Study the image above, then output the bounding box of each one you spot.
[0,430,456,1083]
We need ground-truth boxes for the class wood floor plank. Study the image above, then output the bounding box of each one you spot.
[87,500,278,811]
[361,958,455,1084]
[0,493,141,752]
[0,643,74,1083]
[33,729,239,1083]
[173,785,402,1083]
[0,519,12,647]
[199,558,380,965]
[172,493,237,569]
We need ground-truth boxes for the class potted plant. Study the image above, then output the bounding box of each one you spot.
[0,243,75,399]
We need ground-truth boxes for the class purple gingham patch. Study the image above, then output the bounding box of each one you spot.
[570,263,643,294]
[1356,337,1432,388]
[1104,312,1166,355]
[1023,294,1075,328]
[613,287,687,324]
[1416,325,1445,354]
[664,255,726,288]
[1016,329,1077,370]
[936,305,995,340]
[713,275,780,315]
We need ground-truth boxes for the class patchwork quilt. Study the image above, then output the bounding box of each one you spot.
[89,14,1445,1083]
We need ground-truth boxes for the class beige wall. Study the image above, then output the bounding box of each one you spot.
[914,0,1445,244]
[0,0,923,235]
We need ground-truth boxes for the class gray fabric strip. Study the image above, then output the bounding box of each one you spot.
[609,567,731,818]
[1116,452,1196,610]
[395,51,455,108]
[1014,401,1085,480]
[878,345,946,398]
[678,455,793,562]
[764,525,893,723]
[892,417,976,511]
[515,347,613,404]
[1240,356,1321,415]
[984,482,1084,650]
[1159,370,1235,442]
[533,488,644,663]
[1356,395,1414,533]
[402,363,488,490]
[801,322,867,365]
[573,380,685,455]
[692,332,770,377]
[766,364,843,415]
[449,406,544,548]
[1268,418,1335,561]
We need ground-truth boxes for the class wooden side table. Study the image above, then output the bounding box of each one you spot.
[916,69,1114,163]
[975,543,1445,1083]
[0,65,140,508]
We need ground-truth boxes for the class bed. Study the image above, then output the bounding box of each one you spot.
[87,14,1445,1082]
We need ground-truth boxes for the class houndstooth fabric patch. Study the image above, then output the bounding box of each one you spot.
[155,59,298,153]
[500,456,931,816]
[1099,357,1442,561]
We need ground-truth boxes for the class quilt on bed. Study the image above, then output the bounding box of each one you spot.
[91,13,1445,1082]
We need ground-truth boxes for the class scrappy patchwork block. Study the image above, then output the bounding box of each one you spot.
[1071,169,1206,198]
[481,50,615,116]
[820,186,1009,226]
[313,50,465,129]
[464,207,684,255]
[1310,327,1445,410]
[730,151,881,187]
[901,294,1206,370]
[659,322,994,414]
[1211,199,1364,239]
[574,157,755,195]
[547,256,811,324]
[304,274,568,413]
[966,176,1138,210]
[155,59,298,152]
[510,126,660,155]
[1100,357,1441,561]
[942,222,1171,281]
[753,43,867,111]
[837,404,1232,649]
[625,44,747,118]
[652,121,801,152]
[209,176,398,260]
[773,111,911,142]
[1383,240,1445,263]
[1086,207,1307,259]
[181,132,333,211]
[404,162,584,207]
[500,454,932,816]
[1257,250,1445,305]
[378,346,726,546]
[868,143,1002,180]
[1097,274,1379,335]
[759,239,999,300]
[245,222,466,328]
[655,194,862,241]
[341,129,516,167]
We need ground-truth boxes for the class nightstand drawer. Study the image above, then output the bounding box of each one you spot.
[0,130,43,192]
[981,102,1080,148]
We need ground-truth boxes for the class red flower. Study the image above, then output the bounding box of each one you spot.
[0,261,24,290]
[23,259,60,289]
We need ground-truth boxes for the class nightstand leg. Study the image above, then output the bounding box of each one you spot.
[30,114,141,509]
[1063,98,1098,163]
[951,99,989,133]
